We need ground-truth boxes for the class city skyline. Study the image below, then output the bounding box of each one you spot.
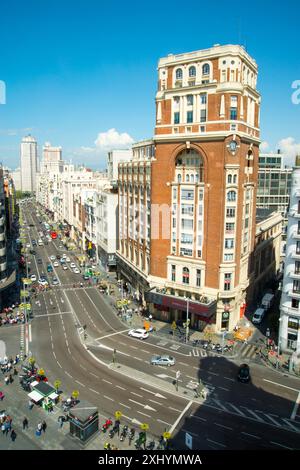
[0,0,300,169]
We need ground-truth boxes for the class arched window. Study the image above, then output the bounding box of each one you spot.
[177,174,182,183]
[227,191,236,202]
[202,63,210,75]
[195,173,199,183]
[182,267,190,284]
[186,174,190,182]
[189,66,196,77]
[190,174,194,183]
[233,175,237,184]
[176,68,183,80]
[175,149,204,182]
[228,174,232,184]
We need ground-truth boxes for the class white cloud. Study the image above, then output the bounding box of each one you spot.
[277,137,300,165]
[94,128,134,150]
[259,141,270,152]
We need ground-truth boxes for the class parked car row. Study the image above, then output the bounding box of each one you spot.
[252,292,275,325]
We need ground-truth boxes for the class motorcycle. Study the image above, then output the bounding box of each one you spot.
[109,420,120,438]
[128,428,135,445]
[146,440,156,450]
[120,425,128,441]
[101,418,113,433]
[192,339,201,347]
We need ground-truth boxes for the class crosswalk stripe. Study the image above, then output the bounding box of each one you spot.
[282,419,300,432]
[192,349,200,356]
[264,414,281,426]
[241,344,252,356]
[241,407,264,421]
[212,399,228,411]
[228,403,246,416]
[200,349,207,357]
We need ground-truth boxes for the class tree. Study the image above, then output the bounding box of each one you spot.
[54,380,61,392]
[72,390,79,401]
[28,356,36,371]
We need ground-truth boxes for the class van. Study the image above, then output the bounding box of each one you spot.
[252,308,265,324]
[38,239,43,246]
[261,293,274,310]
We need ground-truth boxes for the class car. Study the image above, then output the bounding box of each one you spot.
[66,257,71,263]
[38,240,43,246]
[70,263,76,269]
[63,265,68,270]
[53,261,59,267]
[52,277,59,286]
[26,243,31,249]
[30,250,36,255]
[62,254,67,259]
[50,255,56,261]
[252,308,265,325]
[73,268,80,274]
[32,240,37,246]
[56,254,61,260]
[237,364,250,383]
[47,264,53,273]
[83,274,89,280]
[58,244,63,249]
[60,258,66,264]
[38,278,48,286]
[30,274,37,282]
[150,355,175,366]
[128,328,149,340]
[37,258,43,264]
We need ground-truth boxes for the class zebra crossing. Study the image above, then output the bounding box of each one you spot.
[239,343,259,360]
[204,397,300,433]
[20,324,25,360]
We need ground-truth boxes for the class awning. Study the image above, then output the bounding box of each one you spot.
[48,392,58,400]
[28,390,43,402]
[30,381,39,388]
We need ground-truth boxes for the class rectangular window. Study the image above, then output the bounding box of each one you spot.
[293,280,300,293]
[200,109,206,122]
[291,298,299,309]
[181,233,193,244]
[181,204,194,215]
[172,218,176,228]
[224,273,232,291]
[171,265,176,282]
[200,93,207,104]
[225,238,234,249]
[296,241,300,254]
[224,253,234,261]
[230,108,237,120]
[187,95,194,106]
[225,222,235,233]
[295,261,300,274]
[298,221,300,235]
[181,219,193,230]
[181,189,194,200]
[288,317,299,330]
[196,269,201,287]
[200,126,205,133]
[180,248,192,257]
[174,112,180,124]
[226,208,236,218]
[231,96,238,107]
[173,187,177,200]
[187,111,193,123]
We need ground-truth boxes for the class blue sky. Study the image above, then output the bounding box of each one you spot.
[0,0,300,169]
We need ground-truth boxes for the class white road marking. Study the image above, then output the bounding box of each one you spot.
[179,362,189,366]
[116,385,126,391]
[137,411,151,418]
[241,407,262,421]
[103,395,114,402]
[129,399,144,407]
[149,399,163,406]
[291,391,300,420]
[65,371,73,378]
[223,376,234,382]
[89,372,99,379]
[263,379,299,392]
[95,329,130,341]
[89,388,100,395]
[219,387,230,391]
[53,351,56,359]
[169,400,193,434]
[207,371,219,376]
[241,432,261,440]
[168,407,182,412]
[133,357,143,361]
[130,392,143,398]
[157,419,171,426]
[270,441,293,450]
[264,414,281,426]
[282,419,300,432]
[75,380,85,387]
[190,415,207,422]
[29,324,32,342]
[57,361,62,368]
[119,403,131,409]
[215,423,233,431]
[207,438,227,448]
[102,379,112,385]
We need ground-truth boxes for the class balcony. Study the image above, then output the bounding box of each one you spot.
[292,231,300,239]
[288,290,300,299]
[281,302,300,316]
[291,252,300,260]
[289,271,300,280]
[289,211,300,218]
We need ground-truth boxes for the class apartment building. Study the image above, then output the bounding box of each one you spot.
[20,135,38,193]
[117,44,261,332]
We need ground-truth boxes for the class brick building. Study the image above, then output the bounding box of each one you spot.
[117,44,261,332]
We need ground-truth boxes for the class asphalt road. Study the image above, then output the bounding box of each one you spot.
[18,201,300,450]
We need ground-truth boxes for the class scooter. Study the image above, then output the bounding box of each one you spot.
[101,418,113,433]
[146,440,156,450]
[109,420,120,438]
[128,428,135,445]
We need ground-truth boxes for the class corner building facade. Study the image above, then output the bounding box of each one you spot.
[119,45,261,332]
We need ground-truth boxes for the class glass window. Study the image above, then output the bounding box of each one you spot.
[173,188,177,200]
[171,265,176,282]
[176,68,183,80]
[225,238,234,249]
[200,93,207,104]
[189,66,196,77]
[181,219,193,229]
[231,96,238,107]
[181,233,193,244]
[187,95,194,106]
[293,279,300,293]
[202,63,210,75]
[288,317,299,330]
[196,269,201,287]
[181,189,194,200]
[183,267,190,284]
[200,109,206,122]
[228,174,232,184]
[187,111,193,123]
[177,174,182,183]
[174,112,180,124]
[226,208,236,218]
[227,191,236,202]
[230,108,237,120]
[224,273,232,291]
[186,174,190,182]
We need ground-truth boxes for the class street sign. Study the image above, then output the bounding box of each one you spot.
[185,432,193,450]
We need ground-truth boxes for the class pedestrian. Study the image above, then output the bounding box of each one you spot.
[4,376,9,385]
[58,416,64,428]
[37,422,42,432]
[22,417,29,430]
[10,429,16,442]
[28,400,34,410]
[1,423,5,435]
[9,374,13,384]
[13,367,18,376]
[42,421,47,433]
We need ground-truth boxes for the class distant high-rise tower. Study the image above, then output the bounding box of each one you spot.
[20,135,38,192]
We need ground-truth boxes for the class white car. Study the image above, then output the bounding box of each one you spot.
[26,243,31,249]
[73,268,80,274]
[50,255,56,261]
[30,274,37,282]
[66,257,71,263]
[53,261,59,267]
[70,263,76,269]
[38,279,48,286]
[128,329,149,340]
[62,254,67,259]
[63,265,68,270]
[252,308,265,325]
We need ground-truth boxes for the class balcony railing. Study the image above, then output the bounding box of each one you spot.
[291,252,300,260]
[289,271,300,280]
[292,231,300,239]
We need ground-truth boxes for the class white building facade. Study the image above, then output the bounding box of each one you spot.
[279,164,300,355]
[20,135,38,193]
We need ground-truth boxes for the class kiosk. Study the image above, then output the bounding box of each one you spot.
[69,400,98,443]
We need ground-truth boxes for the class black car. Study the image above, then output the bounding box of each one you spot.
[237,363,250,383]
[37,258,43,264]
[30,250,36,255]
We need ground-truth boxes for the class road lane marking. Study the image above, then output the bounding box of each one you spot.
[103,395,114,402]
[130,346,138,350]
[57,361,62,368]
[149,399,163,406]
[133,356,143,361]
[102,379,112,385]
[240,407,262,421]
[212,399,228,412]
[89,372,99,379]
[157,419,171,426]
[169,400,193,434]
[75,380,85,387]
[179,362,189,366]
[207,438,227,448]
[129,399,144,407]
[264,414,281,426]
[219,386,229,391]
[270,441,293,450]
[263,379,299,392]
[215,423,233,431]
[291,392,300,420]
[95,330,130,341]
[223,376,234,382]
[53,351,56,359]
[89,388,100,395]
[116,385,126,391]
[241,432,261,440]
[65,371,73,378]
[29,324,32,342]
[207,371,219,376]
[168,407,182,412]
[137,411,151,418]
[282,419,300,432]
[189,415,207,422]
[119,403,131,409]
[130,392,143,397]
